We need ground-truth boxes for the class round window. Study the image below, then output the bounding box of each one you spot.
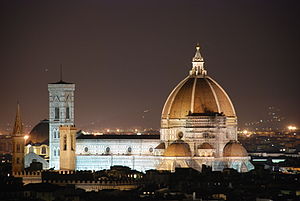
[105,147,110,153]
[84,147,88,152]
[128,147,132,153]
[149,147,153,153]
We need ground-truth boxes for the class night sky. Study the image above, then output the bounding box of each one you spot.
[1,0,300,132]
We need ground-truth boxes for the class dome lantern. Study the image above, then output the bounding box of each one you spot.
[190,44,207,76]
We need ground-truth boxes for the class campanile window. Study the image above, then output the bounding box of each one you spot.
[55,107,60,120]
[66,107,70,119]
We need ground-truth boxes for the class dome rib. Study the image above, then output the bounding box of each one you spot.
[205,78,221,113]
[190,77,197,113]
[208,78,236,116]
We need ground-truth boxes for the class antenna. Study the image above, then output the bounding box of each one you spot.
[60,64,63,81]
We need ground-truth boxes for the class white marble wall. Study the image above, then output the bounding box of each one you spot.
[48,83,75,170]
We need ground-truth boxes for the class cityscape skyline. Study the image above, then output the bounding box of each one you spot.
[1,0,300,131]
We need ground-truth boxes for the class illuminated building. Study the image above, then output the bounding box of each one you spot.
[27,45,254,173]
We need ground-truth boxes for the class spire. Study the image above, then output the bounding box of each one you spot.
[13,102,23,135]
[192,44,203,62]
[190,44,207,76]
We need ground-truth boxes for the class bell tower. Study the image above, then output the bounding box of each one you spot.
[48,77,75,170]
[12,103,25,172]
[59,125,76,170]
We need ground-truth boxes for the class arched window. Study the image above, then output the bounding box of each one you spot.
[127,147,132,153]
[57,130,60,138]
[58,148,60,156]
[53,130,56,138]
[54,149,56,156]
[84,147,88,152]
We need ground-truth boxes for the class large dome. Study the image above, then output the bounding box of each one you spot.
[164,140,192,157]
[161,45,235,120]
[162,76,235,119]
[29,119,49,144]
[223,141,248,157]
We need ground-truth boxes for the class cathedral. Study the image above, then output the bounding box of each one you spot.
[20,45,254,173]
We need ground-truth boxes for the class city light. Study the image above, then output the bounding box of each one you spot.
[242,130,248,135]
[24,135,29,140]
[287,126,297,131]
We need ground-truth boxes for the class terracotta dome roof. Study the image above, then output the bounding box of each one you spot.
[162,75,235,119]
[29,119,49,144]
[223,141,248,157]
[164,140,192,157]
[198,142,213,149]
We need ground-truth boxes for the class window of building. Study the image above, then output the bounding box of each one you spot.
[16,144,20,152]
[58,149,60,156]
[127,147,132,153]
[57,131,60,138]
[41,146,46,154]
[66,107,70,119]
[105,147,110,153]
[54,149,56,156]
[149,147,153,153]
[203,132,209,138]
[63,135,67,150]
[71,134,74,151]
[84,147,88,152]
[53,130,56,138]
[16,157,20,164]
[55,107,59,120]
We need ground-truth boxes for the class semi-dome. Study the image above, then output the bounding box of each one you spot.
[161,45,235,119]
[29,119,49,144]
[223,141,248,157]
[164,140,192,157]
